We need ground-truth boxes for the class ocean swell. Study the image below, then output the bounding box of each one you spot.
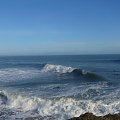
[0,64,105,84]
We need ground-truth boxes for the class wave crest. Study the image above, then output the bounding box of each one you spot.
[41,64,74,73]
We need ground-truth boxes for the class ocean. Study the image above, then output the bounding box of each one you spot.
[0,55,120,120]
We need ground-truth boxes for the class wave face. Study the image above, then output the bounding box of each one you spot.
[0,91,8,104]
[0,55,120,120]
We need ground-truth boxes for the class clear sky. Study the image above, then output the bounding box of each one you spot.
[0,0,120,55]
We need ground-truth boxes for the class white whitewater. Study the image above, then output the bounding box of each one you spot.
[0,92,119,120]
[41,64,74,73]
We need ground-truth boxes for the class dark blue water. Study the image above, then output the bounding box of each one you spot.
[0,55,120,120]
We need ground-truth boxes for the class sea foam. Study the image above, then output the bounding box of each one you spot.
[0,89,119,120]
[8,96,120,119]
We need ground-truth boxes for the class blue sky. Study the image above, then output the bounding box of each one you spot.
[0,0,120,55]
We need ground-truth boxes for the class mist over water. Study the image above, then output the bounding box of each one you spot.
[0,55,120,120]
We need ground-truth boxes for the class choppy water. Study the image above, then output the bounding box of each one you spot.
[0,55,120,120]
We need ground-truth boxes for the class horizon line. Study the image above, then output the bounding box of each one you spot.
[0,53,120,57]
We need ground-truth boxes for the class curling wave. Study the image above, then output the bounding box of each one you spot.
[41,64,105,80]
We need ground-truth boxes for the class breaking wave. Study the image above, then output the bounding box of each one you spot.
[41,64,105,80]
[0,90,119,120]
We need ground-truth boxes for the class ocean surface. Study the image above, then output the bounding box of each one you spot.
[0,55,120,120]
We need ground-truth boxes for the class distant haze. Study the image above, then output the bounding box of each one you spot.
[0,0,120,55]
